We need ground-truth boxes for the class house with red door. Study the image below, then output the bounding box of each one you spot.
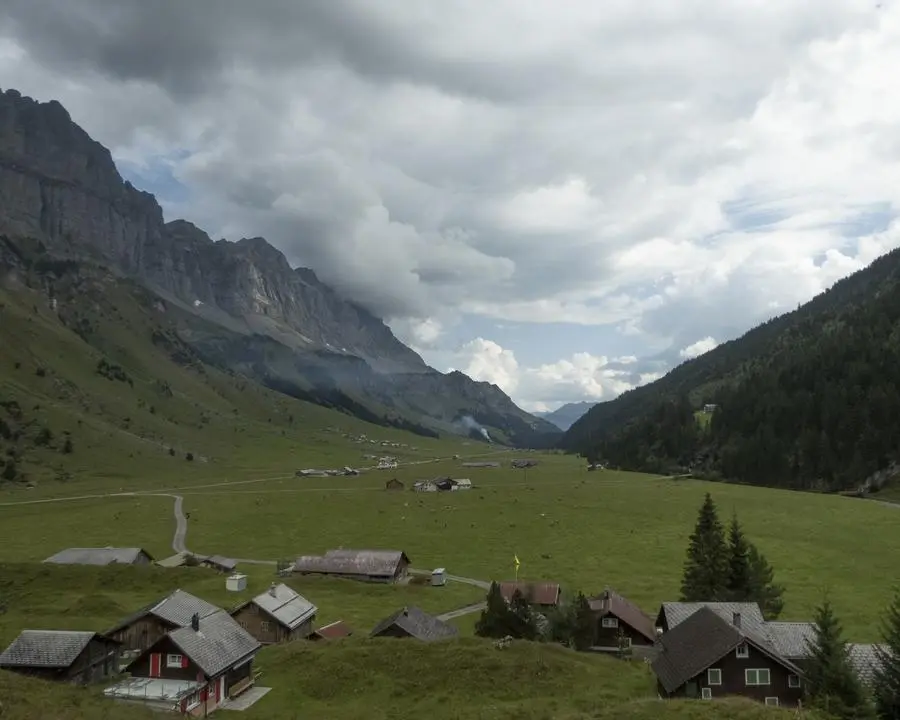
[104,609,261,715]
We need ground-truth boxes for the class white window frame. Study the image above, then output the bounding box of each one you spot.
[260,621,272,632]
[707,668,722,686]
[185,692,201,711]
[788,674,801,688]
[745,668,771,686]
[765,697,779,706]
[701,688,712,700]
[601,617,619,628]
[166,653,183,668]
[619,635,632,648]
[735,642,749,659]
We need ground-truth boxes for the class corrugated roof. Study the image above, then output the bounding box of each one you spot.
[312,620,353,640]
[659,602,766,635]
[294,549,410,578]
[166,610,260,678]
[588,588,656,642]
[766,621,817,659]
[150,589,222,628]
[43,547,152,565]
[155,552,190,568]
[0,630,107,668]
[370,607,458,642]
[652,606,800,694]
[248,584,317,630]
[848,643,888,686]
[498,581,561,606]
[201,555,237,571]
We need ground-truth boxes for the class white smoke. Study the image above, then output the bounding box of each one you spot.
[459,415,493,443]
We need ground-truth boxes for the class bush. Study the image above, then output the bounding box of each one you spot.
[185,452,194,461]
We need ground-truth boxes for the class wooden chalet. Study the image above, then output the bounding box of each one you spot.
[309,620,353,641]
[230,583,317,644]
[384,478,405,491]
[651,607,804,707]
[497,581,561,609]
[104,610,261,715]
[587,588,657,653]
[293,549,411,584]
[370,607,458,642]
[0,630,121,685]
[106,589,223,655]
[43,547,154,566]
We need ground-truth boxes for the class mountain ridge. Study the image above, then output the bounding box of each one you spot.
[0,86,559,446]
[535,401,598,431]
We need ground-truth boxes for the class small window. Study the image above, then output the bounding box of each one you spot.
[788,674,801,688]
[166,653,183,668]
[707,668,722,686]
[765,697,779,706]
[601,617,619,628]
[735,642,749,658]
[745,669,771,686]
[701,688,712,700]
[260,621,271,632]
[619,636,632,648]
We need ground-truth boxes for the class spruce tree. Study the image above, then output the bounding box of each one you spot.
[680,493,728,601]
[873,588,900,720]
[571,593,594,651]
[508,589,539,641]
[804,596,872,719]
[476,582,513,639]
[725,511,752,601]
[747,543,785,619]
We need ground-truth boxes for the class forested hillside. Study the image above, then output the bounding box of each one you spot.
[561,245,900,493]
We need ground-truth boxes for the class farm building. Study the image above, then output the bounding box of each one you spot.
[452,478,472,490]
[0,630,121,685]
[230,583,317,644]
[293,549,411,583]
[198,555,238,573]
[105,610,261,715]
[651,606,804,707]
[511,459,538,469]
[370,607,458,642]
[105,589,223,655]
[587,588,657,654]
[43,547,154,566]
[498,582,561,609]
[309,620,353,641]
[461,462,499,468]
[385,478,405,491]
[413,480,438,492]
[655,602,766,635]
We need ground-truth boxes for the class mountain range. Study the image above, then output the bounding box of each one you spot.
[535,401,597,431]
[561,245,900,495]
[0,87,560,448]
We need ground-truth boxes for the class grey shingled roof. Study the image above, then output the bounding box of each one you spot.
[652,606,800,694]
[659,602,766,635]
[107,589,222,635]
[294,549,410,578]
[199,555,237,572]
[766,621,817,659]
[588,588,657,642]
[43,547,152,565]
[166,610,260,678]
[245,584,317,630]
[370,606,458,642]
[0,630,108,668]
[848,643,889,686]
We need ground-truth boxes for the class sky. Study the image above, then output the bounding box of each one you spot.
[2,1,900,412]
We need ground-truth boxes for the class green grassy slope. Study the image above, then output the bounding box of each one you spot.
[0,266,478,496]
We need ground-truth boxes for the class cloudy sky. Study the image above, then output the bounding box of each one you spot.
[2,1,899,412]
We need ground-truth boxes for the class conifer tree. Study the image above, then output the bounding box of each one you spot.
[873,588,900,720]
[804,596,873,719]
[508,589,539,641]
[747,543,785,619]
[571,593,595,651]
[476,582,513,639]
[725,511,752,601]
[680,493,728,601]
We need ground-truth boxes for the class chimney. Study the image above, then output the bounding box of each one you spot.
[191,613,200,631]
[268,582,277,597]
[732,612,741,629]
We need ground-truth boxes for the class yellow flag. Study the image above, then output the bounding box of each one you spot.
[514,554,520,567]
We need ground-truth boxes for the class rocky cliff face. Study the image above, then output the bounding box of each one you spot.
[0,87,424,372]
[0,86,560,445]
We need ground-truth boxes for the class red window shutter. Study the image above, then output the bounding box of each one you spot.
[181,655,189,669]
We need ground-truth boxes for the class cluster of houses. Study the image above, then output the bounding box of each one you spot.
[3,545,889,713]
[496,581,886,709]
